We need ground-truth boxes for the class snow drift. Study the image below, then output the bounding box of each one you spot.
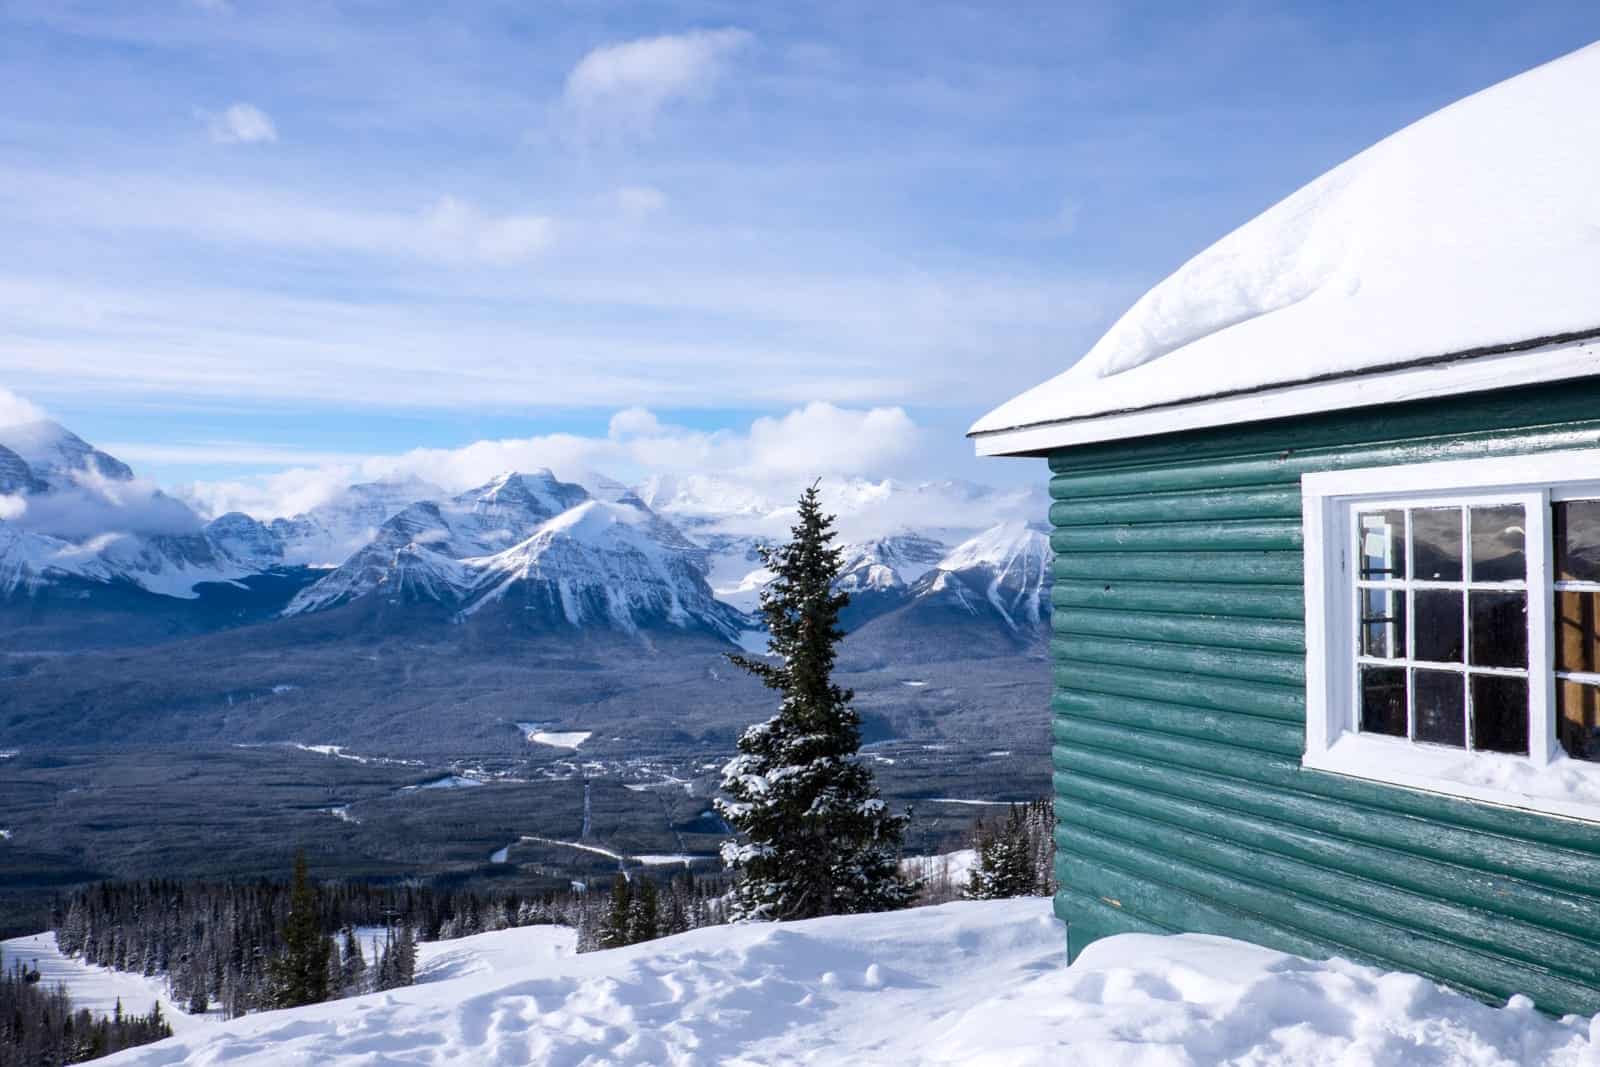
[99,899,1599,1066]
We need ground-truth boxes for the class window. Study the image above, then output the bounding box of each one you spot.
[1353,503,1530,755]
[1303,451,1600,821]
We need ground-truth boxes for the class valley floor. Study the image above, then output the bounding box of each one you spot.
[86,899,1597,1066]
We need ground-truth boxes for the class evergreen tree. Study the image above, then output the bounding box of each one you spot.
[963,801,1056,900]
[338,926,367,996]
[628,879,659,944]
[716,484,917,921]
[599,877,633,949]
[266,851,332,1008]
[389,926,416,988]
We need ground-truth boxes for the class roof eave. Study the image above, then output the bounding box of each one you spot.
[970,333,1600,458]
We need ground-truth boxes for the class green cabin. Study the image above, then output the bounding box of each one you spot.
[970,43,1600,1015]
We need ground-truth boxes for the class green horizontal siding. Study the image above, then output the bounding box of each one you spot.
[1047,375,1600,1016]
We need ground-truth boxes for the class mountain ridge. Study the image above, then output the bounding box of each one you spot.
[0,419,1050,651]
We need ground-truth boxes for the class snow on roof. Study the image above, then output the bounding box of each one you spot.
[972,42,1600,453]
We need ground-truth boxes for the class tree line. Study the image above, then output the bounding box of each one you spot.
[0,954,170,1067]
[45,856,738,1024]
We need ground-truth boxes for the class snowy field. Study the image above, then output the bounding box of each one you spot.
[0,932,219,1035]
[96,899,1600,1066]
[413,924,577,984]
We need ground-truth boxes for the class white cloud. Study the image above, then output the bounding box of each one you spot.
[101,441,373,468]
[741,404,921,483]
[207,103,278,144]
[608,407,664,439]
[0,387,46,428]
[422,196,554,264]
[0,493,25,520]
[563,29,751,140]
[1,169,555,267]
[14,467,203,540]
[181,403,928,520]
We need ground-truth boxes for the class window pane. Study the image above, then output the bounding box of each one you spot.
[1412,507,1463,582]
[1555,500,1600,583]
[1413,670,1466,747]
[1360,666,1407,737]
[1469,591,1528,669]
[1470,504,1526,582]
[1413,590,1464,663]
[1558,680,1600,763]
[1471,675,1529,755]
[1358,510,1405,580]
[1359,587,1406,659]
[1556,590,1600,674]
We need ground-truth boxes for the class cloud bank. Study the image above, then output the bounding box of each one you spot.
[0,387,46,427]
[12,469,204,540]
[180,402,941,526]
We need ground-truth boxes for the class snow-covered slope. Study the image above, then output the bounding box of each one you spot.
[910,522,1052,634]
[464,499,745,639]
[0,523,118,596]
[267,476,445,567]
[837,533,948,597]
[974,41,1600,436]
[0,426,268,599]
[99,899,1600,1067]
[284,472,591,614]
[0,444,44,495]
[0,420,134,490]
[203,512,285,570]
[284,478,745,640]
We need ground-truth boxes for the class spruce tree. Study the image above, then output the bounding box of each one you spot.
[628,879,659,944]
[964,804,1046,899]
[266,850,332,1008]
[599,876,633,948]
[338,926,366,996]
[717,483,917,921]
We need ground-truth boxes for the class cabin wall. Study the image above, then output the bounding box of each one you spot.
[1047,376,1600,1016]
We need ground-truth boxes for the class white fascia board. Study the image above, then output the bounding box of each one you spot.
[971,338,1600,458]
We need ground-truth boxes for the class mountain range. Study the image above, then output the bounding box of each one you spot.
[0,418,1051,748]
[0,420,1049,644]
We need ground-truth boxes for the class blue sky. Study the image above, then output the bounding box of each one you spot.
[1,2,1598,510]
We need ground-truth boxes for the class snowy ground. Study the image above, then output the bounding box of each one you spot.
[413,925,577,985]
[3,923,575,1042]
[0,932,220,1035]
[96,899,1600,1066]
[516,722,594,749]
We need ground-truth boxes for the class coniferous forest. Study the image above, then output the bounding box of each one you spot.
[0,957,171,1067]
[41,863,736,1024]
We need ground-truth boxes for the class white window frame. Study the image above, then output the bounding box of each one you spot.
[1303,448,1600,823]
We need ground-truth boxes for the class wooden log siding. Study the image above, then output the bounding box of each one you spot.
[1046,376,1600,1017]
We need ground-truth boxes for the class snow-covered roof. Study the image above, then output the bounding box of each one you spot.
[972,42,1600,456]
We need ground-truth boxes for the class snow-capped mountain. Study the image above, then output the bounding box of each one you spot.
[0,420,133,490]
[465,499,745,639]
[286,471,597,614]
[837,533,948,596]
[204,512,285,571]
[910,522,1052,634]
[266,476,446,566]
[0,417,1049,649]
[283,473,741,639]
[0,424,271,599]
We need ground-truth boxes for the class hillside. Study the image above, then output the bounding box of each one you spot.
[93,899,1599,1066]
